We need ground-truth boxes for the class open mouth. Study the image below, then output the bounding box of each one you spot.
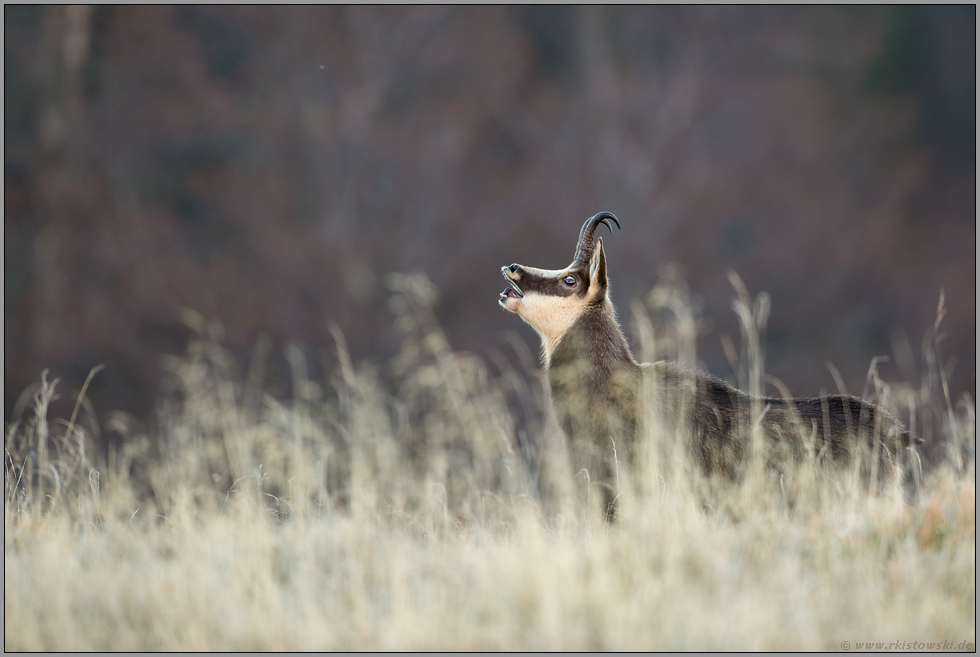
[500,271,523,300]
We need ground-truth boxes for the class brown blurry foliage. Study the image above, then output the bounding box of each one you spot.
[4,7,975,429]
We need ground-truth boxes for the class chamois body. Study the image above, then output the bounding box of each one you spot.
[500,212,914,516]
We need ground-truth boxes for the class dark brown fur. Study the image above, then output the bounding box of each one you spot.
[549,296,914,517]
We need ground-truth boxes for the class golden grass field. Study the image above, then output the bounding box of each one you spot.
[5,274,976,651]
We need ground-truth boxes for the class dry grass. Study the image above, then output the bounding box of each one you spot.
[5,273,975,651]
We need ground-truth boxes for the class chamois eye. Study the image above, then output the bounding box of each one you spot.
[562,275,576,286]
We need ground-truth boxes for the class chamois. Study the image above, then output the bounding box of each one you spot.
[499,212,917,517]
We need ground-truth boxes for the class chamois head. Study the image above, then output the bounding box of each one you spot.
[499,211,620,358]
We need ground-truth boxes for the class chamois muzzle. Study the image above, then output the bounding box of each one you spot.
[500,265,524,301]
[573,211,621,266]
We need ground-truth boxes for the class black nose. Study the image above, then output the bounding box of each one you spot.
[508,264,521,273]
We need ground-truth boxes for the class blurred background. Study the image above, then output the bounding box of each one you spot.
[4,6,975,424]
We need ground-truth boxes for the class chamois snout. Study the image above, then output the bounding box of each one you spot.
[499,265,525,309]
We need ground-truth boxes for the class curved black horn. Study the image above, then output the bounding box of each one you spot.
[573,211,621,265]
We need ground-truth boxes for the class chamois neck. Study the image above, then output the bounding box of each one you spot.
[545,299,637,370]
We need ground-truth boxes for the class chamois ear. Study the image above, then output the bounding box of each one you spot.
[588,236,608,297]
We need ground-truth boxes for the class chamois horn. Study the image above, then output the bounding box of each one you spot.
[573,211,621,265]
